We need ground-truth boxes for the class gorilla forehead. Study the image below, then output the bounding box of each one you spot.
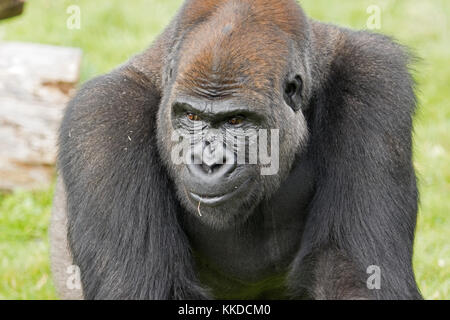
[175,0,308,98]
[181,0,308,36]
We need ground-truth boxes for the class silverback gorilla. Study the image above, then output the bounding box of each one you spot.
[50,0,422,300]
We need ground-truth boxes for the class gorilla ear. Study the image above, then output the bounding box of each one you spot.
[283,75,303,112]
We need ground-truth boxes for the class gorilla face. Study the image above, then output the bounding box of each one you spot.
[169,96,266,227]
[157,25,310,229]
[158,87,308,229]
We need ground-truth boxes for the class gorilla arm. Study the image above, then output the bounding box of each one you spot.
[288,24,421,299]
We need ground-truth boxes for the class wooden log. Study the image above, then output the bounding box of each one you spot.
[0,0,25,20]
[0,42,82,191]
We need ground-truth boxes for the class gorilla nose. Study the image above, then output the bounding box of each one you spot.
[188,142,236,179]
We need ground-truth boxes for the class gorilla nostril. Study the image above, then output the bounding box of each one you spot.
[200,162,223,174]
[190,155,236,177]
[187,141,237,177]
[201,163,212,174]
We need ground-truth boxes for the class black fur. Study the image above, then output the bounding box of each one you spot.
[58,0,421,299]
[288,29,420,299]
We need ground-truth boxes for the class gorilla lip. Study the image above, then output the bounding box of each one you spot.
[188,178,252,207]
[189,192,232,207]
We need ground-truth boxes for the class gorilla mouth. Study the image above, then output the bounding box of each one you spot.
[188,191,233,206]
[187,177,252,207]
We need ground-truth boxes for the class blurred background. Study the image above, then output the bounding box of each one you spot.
[0,0,448,299]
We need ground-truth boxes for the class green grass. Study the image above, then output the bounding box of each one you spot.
[0,0,448,300]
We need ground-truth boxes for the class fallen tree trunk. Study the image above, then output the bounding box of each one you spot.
[0,0,25,20]
[0,41,82,191]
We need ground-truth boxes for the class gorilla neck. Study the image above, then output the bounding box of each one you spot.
[180,156,314,298]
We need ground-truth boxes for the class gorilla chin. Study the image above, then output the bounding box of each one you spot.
[180,164,262,229]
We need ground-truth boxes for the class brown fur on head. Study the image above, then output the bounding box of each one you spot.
[174,0,312,95]
[176,0,309,97]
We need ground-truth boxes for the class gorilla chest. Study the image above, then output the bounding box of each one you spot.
[182,203,307,299]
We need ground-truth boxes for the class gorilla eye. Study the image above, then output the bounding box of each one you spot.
[283,75,303,111]
[187,113,201,121]
[228,117,244,126]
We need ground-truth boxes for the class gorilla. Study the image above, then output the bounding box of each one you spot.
[50,0,422,300]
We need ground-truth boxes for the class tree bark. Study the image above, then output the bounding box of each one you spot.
[0,42,82,190]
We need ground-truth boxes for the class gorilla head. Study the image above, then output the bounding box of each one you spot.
[157,1,311,228]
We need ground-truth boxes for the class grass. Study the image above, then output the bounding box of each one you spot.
[0,0,448,300]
